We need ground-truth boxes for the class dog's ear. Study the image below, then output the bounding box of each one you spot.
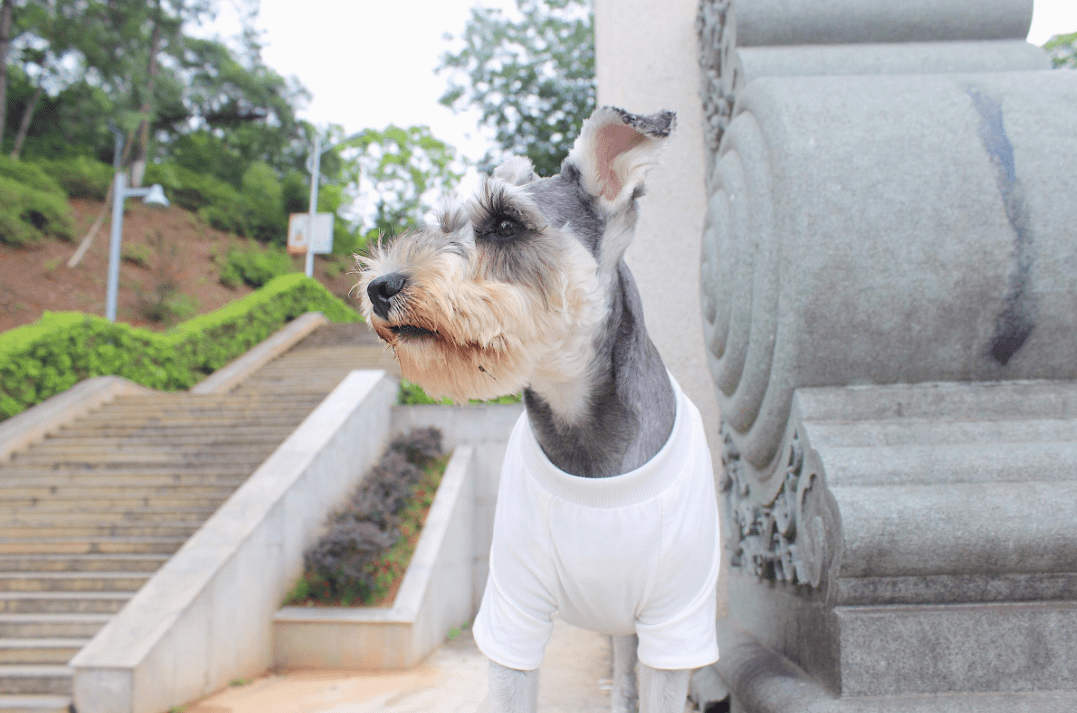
[568,106,675,207]
[493,155,539,186]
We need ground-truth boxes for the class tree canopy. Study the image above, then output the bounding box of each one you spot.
[1045,31,1077,69]
[0,0,465,252]
[438,0,595,177]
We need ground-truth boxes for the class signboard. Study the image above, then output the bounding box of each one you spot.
[287,213,334,255]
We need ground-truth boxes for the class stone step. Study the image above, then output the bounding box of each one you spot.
[0,471,244,487]
[32,434,289,450]
[0,573,150,594]
[0,666,71,695]
[0,593,128,615]
[54,421,304,436]
[0,509,216,526]
[0,537,185,556]
[0,484,237,499]
[0,640,86,666]
[809,440,1077,487]
[795,381,1077,424]
[0,555,168,574]
[40,432,293,448]
[0,694,72,712]
[78,403,319,417]
[0,463,253,476]
[0,497,227,514]
[0,614,109,639]
[0,523,199,541]
[803,417,1077,450]
[9,451,273,467]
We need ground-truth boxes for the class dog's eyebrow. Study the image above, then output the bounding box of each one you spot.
[468,178,549,233]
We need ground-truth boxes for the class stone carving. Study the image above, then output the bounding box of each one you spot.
[694,0,737,155]
[720,423,828,589]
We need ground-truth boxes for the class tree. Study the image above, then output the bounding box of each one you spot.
[438,0,595,177]
[1044,31,1077,69]
[333,124,463,241]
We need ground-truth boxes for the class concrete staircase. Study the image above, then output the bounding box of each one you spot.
[0,322,396,712]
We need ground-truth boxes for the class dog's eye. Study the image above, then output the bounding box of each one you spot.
[493,218,521,240]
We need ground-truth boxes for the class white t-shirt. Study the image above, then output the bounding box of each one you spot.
[473,376,721,671]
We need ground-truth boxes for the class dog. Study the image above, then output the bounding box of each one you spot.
[357,106,720,713]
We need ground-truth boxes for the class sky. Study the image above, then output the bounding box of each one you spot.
[205,0,1076,167]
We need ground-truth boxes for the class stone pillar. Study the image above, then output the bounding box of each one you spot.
[697,0,1077,710]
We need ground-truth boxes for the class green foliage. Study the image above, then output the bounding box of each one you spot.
[0,274,361,421]
[218,241,294,288]
[439,0,596,176]
[333,124,463,240]
[35,156,116,200]
[239,162,286,242]
[1045,32,1077,69]
[0,174,75,246]
[0,155,65,195]
[397,378,522,406]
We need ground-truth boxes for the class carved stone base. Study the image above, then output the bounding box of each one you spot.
[716,380,1077,711]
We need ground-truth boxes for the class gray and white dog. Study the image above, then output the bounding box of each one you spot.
[357,106,719,713]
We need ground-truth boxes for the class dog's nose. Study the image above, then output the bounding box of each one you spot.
[367,272,408,320]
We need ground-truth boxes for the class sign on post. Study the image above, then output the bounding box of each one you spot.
[287,213,334,255]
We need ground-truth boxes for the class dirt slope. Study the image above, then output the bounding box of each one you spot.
[0,199,363,334]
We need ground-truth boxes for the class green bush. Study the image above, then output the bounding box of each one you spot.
[240,162,285,242]
[218,241,294,288]
[145,163,246,219]
[34,156,115,200]
[0,175,75,246]
[0,274,361,421]
[0,155,65,196]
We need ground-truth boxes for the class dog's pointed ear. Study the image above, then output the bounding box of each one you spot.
[567,106,676,207]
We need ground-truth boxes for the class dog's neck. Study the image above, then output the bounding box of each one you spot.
[523,261,676,478]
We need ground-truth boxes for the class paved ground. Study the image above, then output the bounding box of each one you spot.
[184,616,613,713]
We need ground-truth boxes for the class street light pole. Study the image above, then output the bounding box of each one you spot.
[305,132,321,278]
[105,172,170,322]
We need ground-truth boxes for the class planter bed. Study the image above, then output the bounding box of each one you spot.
[273,444,476,669]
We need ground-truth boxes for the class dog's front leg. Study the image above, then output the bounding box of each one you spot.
[611,634,639,713]
[638,664,691,713]
[488,661,539,713]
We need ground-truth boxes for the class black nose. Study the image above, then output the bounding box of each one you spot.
[367,272,408,320]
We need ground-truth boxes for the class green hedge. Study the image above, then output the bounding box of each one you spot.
[0,274,361,421]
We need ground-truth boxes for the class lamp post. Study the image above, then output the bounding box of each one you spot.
[105,171,170,322]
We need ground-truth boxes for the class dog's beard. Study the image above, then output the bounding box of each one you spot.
[390,333,532,402]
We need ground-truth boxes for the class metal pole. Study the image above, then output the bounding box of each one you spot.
[305,133,321,278]
[105,171,126,322]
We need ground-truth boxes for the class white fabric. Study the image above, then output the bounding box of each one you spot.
[473,376,721,671]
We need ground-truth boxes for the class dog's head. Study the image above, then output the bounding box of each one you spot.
[356,106,675,406]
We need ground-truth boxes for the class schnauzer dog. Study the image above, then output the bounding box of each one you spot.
[357,106,720,713]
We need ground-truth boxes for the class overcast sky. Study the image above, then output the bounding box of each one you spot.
[207,0,1076,166]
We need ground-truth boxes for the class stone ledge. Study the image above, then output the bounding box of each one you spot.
[273,444,476,670]
[715,620,1077,713]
